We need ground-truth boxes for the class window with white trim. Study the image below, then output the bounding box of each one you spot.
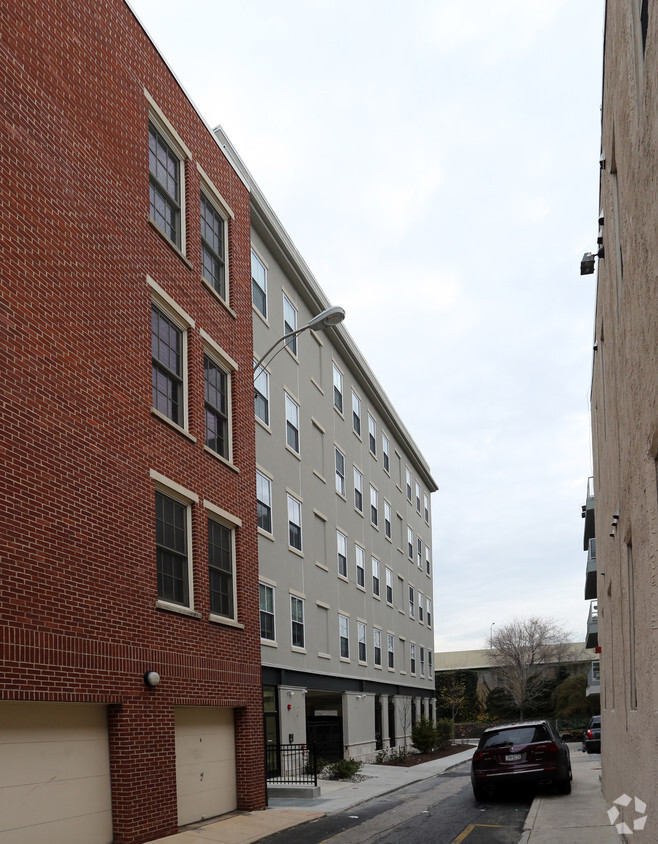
[387,633,395,669]
[372,557,380,597]
[285,392,300,453]
[204,354,230,459]
[417,537,423,569]
[252,250,267,317]
[410,642,416,675]
[354,467,363,513]
[370,484,378,526]
[358,621,367,663]
[426,546,431,576]
[356,544,365,588]
[259,582,275,640]
[407,526,414,560]
[368,413,376,455]
[254,363,269,425]
[208,517,235,620]
[420,646,425,677]
[428,650,433,675]
[418,592,424,623]
[257,472,272,534]
[152,303,185,427]
[149,120,183,248]
[423,492,429,523]
[283,294,298,355]
[374,628,382,667]
[291,595,305,648]
[385,567,393,604]
[415,482,421,513]
[287,494,302,551]
[384,500,392,539]
[339,614,350,659]
[335,447,346,496]
[382,433,390,473]
[426,597,432,628]
[200,191,227,299]
[155,490,190,607]
[333,363,343,413]
[409,584,415,618]
[352,390,361,436]
[337,530,348,578]
[406,468,412,501]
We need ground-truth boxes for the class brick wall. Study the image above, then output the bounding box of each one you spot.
[0,1,266,841]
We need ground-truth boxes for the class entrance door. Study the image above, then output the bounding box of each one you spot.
[263,686,280,777]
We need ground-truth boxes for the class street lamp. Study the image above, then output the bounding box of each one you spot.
[490,622,496,649]
[253,305,345,377]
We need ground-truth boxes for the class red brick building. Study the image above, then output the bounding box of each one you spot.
[0,1,266,842]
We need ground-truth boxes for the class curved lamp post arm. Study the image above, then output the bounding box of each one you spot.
[253,305,345,378]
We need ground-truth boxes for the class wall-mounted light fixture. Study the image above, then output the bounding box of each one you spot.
[580,245,604,276]
[600,151,606,170]
[287,690,295,697]
[610,511,620,538]
[144,670,161,687]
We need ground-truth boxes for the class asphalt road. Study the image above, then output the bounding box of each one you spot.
[260,762,532,844]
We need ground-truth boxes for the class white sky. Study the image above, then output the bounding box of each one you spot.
[129,0,605,652]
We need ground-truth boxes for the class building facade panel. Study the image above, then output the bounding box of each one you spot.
[1,2,265,842]
[226,131,438,761]
[588,1,658,838]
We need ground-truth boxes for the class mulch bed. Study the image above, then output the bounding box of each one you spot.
[379,744,475,767]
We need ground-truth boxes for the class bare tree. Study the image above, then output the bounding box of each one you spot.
[488,618,573,720]
[437,675,467,722]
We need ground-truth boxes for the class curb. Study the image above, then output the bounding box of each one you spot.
[518,793,542,843]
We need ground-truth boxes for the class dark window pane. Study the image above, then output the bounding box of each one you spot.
[208,520,233,617]
[155,492,188,606]
[204,355,228,457]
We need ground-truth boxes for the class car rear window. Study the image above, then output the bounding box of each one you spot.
[480,725,550,749]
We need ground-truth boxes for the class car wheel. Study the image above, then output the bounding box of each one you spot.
[557,775,572,795]
[473,783,486,801]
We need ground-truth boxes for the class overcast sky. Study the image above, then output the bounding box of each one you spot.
[129,0,605,652]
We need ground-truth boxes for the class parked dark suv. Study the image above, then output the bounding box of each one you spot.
[471,720,572,800]
[582,715,601,754]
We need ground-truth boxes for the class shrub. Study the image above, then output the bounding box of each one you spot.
[324,757,364,780]
[411,717,437,753]
[436,718,454,748]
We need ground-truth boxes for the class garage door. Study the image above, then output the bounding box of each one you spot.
[0,702,113,844]
[174,707,236,826]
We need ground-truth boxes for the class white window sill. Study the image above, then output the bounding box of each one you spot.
[209,614,244,629]
[203,445,239,473]
[291,646,307,654]
[156,600,201,619]
[201,277,237,319]
[151,408,197,442]
[261,639,278,648]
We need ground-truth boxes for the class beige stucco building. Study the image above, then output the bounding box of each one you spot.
[435,644,594,703]
[214,129,438,763]
[586,0,658,838]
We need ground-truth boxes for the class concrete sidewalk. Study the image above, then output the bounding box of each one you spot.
[149,745,620,844]
[520,748,618,843]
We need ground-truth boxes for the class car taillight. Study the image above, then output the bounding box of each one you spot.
[587,730,593,739]
[473,751,484,762]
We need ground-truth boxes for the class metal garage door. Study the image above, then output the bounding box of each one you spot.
[0,702,113,844]
[174,706,236,826]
